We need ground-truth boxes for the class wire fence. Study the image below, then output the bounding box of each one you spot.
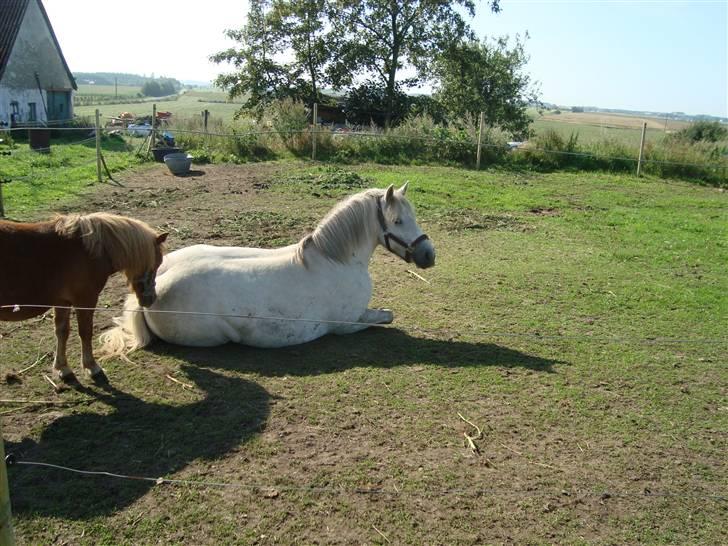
[2,102,726,216]
[1,304,726,346]
[5,458,727,501]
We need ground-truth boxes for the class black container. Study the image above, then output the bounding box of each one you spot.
[29,128,51,152]
[151,146,182,162]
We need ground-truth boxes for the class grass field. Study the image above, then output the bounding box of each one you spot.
[531,111,693,149]
[0,135,143,217]
[73,90,243,123]
[1,159,726,544]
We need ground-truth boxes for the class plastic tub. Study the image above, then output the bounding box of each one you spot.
[163,152,192,175]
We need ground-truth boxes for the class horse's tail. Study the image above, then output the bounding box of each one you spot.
[98,294,155,360]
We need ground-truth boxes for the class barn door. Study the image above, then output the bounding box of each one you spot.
[47,91,70,122]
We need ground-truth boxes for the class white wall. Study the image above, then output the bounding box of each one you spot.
[0,0,74,126]
[0,87,47,127]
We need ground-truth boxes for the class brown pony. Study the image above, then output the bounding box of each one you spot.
[0,213,167,382]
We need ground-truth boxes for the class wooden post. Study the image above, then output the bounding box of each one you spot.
[95,109,102,183]
[0,181,5,218]
[311,103,318,161]
[151,103,157,153]
[637,121,647,177]
[476,111,485,170]
[0,420,16,545]
[203,109,209,146]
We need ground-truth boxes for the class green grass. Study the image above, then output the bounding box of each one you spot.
[532,118,670,148]
[74,90,244,121]
[2,161,726,544]
[0,135,144,217]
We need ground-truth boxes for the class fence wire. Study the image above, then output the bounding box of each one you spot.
[5,459,726,501]
[1,304,726,346]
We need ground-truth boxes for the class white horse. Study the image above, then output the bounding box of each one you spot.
[99,183,435,354]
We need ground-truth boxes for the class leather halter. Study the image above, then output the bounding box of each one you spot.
[376,197,429,263]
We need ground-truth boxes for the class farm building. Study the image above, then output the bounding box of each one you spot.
[0,0,76,128]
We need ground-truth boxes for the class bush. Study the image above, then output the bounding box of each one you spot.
[262,99,310,155]
[672,121,728,143]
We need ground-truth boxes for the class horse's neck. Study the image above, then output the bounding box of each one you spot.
[306,199,380,267]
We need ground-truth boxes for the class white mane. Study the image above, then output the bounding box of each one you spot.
[295,188,383,265]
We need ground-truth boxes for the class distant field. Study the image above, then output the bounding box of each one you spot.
[73,90,243,122]
[531,110,692,148]
[76,84,141,96]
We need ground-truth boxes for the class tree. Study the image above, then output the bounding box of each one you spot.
[211,0,336,112]
[141,78,180,97]
[211,0,291,113]
[433,35,539,138]
[269,0,334,103]
[343,81,411,126]
[331,0,501,127]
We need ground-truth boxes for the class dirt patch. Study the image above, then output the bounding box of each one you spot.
[210,210,317,247]
[433,208,529,232]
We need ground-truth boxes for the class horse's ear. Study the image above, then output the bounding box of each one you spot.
[385,184,395,204]
[156,232,169,244]
[398,181,409,196]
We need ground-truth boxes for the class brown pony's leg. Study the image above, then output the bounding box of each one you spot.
[53,307,75,381]
[76,308,104,378]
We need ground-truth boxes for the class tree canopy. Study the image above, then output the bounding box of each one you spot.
[211,0,541,137]
[434,35,539,138]
[140,78,180,97]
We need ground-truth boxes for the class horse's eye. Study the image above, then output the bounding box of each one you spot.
[394,218,402,225]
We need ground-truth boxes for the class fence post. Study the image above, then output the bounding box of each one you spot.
[476,111,485,170]
[636,121,647,177]
[0,181,4,218]
[0,420,15,546]
[95,109,102,183]
[203,109,209,145]
[151,103,157,154]
[311,103,318,161]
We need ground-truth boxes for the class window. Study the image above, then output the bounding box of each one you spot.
[10,101,19,125]
[28,102,36,122]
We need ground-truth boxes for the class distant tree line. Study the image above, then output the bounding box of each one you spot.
[211,0,539,137]
[74,72,182,97]
[140,78,181,97]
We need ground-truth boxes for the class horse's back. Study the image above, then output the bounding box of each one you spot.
[158,243,296,274]
[144,244,371,348]
[0,220,101,318]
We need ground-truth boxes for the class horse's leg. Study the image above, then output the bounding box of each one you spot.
[53,307,75,381]
[360,308,393,325]
[332,308,393,335]
[76,308,105,379]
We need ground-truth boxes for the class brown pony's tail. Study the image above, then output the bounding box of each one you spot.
[98,294,155,360]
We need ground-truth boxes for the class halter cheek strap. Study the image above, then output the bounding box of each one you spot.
[376,197,429,263]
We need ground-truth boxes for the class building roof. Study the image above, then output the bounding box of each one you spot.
[0,0,77,89]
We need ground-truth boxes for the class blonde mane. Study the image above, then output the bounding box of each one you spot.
[294,189,383,265]
[55,213,160,275]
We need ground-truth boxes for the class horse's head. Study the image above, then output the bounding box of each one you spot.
[129,232,168,307]
[376,183,435,269]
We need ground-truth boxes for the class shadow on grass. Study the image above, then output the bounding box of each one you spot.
[6,365,269,519]
[148,327,562,376]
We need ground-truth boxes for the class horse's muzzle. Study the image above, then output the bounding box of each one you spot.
[139,292,156,307]
[412,242,436,269]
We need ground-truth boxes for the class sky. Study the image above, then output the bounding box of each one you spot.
[43,0,727,117]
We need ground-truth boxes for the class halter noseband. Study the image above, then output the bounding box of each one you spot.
[376,197,429,263]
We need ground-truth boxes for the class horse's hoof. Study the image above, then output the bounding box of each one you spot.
[88,366,109,385]
[56,367,76,383]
